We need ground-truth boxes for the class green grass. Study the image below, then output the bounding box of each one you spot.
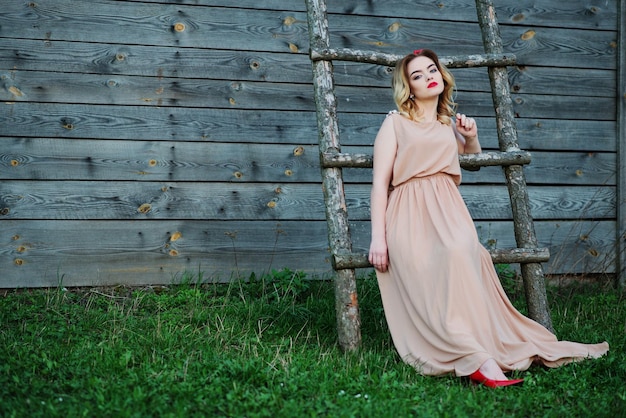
[1,268,624,417]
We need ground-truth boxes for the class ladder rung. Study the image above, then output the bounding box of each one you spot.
[311,48,516,68]
[489,248,550,264]
[322,150,531,169]
[333,247,550,270]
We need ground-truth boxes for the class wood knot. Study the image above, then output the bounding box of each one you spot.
[521,30,536,41]
[149,159,157,167]
[511,13,525,23]
[588,249,599,257]
[170,231,182,241]
[250,60,260,70]
[14,258,24,266]
[0,208,9,216]
[575,169,583,176]
[283,16,297,26]
[11,160,19,166]
[174,22,186,32]
[288,43,299,53]
[284,169,293,176]
[12,235,20,240]
[229,97,236,105]
[388,22,402,32]
[233,171,243,179]
[8,86,24,97]
[169,249,179,256]
[115,53,125,61]
[293,146,304,156]
[267,201,277,208]
[17,245,27,253]
[137,203,152,214]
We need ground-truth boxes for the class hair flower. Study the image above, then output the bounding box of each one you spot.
[413,49,424,55]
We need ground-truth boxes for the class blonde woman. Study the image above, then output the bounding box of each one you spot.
[368,49,609,387]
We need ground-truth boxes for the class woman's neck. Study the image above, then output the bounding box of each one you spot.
[416,98,439,123]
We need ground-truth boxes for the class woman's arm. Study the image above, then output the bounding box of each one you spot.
[368,116,397,273]
[454,113,481,154]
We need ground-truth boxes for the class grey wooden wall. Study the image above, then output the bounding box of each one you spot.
[0,0,620,287]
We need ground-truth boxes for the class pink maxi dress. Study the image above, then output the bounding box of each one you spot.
[374,112,609,376]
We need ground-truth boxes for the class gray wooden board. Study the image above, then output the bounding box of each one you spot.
[0,2,616,69]
[467,152,616,185]
[0,219,615,288]
[2,39,616,97]
[190,0,618,31]
[0,138,616,186]
[0,70,615,120]
[0,104,616,152]
[0,104,322,144]
[0,181,615,221]
[1,39,314,83]
[0,139,320,183]
[0,220,336,287]
[324,15,617,70]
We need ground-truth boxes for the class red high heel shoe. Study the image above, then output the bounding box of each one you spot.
[469,370,524,388]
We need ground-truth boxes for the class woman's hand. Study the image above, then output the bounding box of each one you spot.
[455,113,481,154]
[368,239,389,272]
[455,113,478,141]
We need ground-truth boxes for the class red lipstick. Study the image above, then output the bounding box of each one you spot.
[428,82,438,88]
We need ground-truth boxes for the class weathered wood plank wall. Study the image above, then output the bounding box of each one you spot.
[0,0,620,287]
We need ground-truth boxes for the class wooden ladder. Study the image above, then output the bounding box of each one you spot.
[305,0,553,350]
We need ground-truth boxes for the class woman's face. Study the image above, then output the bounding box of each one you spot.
[406,56,444,101]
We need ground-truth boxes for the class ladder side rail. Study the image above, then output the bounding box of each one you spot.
[476,0,553,332]
[305,0,361,351]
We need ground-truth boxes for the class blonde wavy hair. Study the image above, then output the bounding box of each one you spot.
[391,49,456,125]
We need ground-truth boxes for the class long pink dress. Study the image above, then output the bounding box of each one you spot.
[375,112,609,376]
